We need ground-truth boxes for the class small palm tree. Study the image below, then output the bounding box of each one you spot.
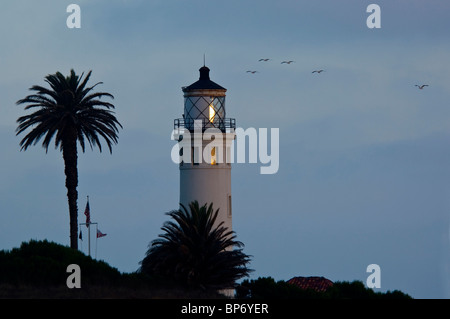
[16,69,122,249]
[140,201,252,291]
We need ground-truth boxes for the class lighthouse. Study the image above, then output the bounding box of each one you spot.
[173,65,236,231]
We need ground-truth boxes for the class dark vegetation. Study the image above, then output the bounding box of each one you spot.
[236,277,412,299]
[0,240,222,298]
[139,201,252,291]
[0,240,411,299]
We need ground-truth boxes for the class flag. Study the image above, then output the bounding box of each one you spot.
[97,229,107,238]
[84,199,90,227]
[79,230,83,241]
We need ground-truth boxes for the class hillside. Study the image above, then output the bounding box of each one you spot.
[0,240,412,299]
[0,239,222,298]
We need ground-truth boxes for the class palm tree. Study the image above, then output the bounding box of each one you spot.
[140,201,252,291]
[16,69,122,249]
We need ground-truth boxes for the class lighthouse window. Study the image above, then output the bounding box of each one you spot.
[209,103,216,124]
[228,195,232,217]
[211,147,217,165]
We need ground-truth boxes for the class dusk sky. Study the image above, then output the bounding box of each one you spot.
[1,0,450,298]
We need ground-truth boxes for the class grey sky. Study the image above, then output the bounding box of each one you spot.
[1,0,449,298]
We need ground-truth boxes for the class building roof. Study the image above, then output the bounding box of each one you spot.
[182,66,226,92]
[287,276,334,293]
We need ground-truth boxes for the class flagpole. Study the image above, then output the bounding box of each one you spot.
[88,222,91,257]
[80,196,106,259]
[80,222,97,257]
[95,224,98,259]
[87,196,90,257]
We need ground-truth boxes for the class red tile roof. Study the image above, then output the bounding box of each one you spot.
[287,276,334,292]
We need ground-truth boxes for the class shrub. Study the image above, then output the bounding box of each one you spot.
[235,277,412,299]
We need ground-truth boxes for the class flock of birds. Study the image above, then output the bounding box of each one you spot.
[246,58,429,90]
[246,58,324,75]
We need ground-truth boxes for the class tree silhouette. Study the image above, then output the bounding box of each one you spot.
[140,201,252,291]
[16,69,122,249]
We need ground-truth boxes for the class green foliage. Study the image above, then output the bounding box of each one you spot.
[0,239,122,287]
[327,281,412,299]
[236,277,412,299]
[0,239,228,298]
[0,240,411,299]
[236,277,323,299]
[140,201,252,291]
[16,69,122,153]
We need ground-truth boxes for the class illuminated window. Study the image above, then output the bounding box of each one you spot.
[211,147,217,165]
[209,103,215,123]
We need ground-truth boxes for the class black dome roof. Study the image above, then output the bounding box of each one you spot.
[182,66,226,92]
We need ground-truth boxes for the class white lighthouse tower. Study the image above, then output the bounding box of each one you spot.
[174,65,235,231]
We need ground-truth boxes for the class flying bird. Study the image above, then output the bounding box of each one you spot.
[312,70,325,74]
[259,58,270,62]
[246,71,258,74]
[281,60,295,64]
[415,84,429,89]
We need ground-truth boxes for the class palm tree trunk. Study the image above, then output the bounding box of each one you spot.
[63,135,79,250]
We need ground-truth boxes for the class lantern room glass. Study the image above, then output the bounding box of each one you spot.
[184,96,226,131]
